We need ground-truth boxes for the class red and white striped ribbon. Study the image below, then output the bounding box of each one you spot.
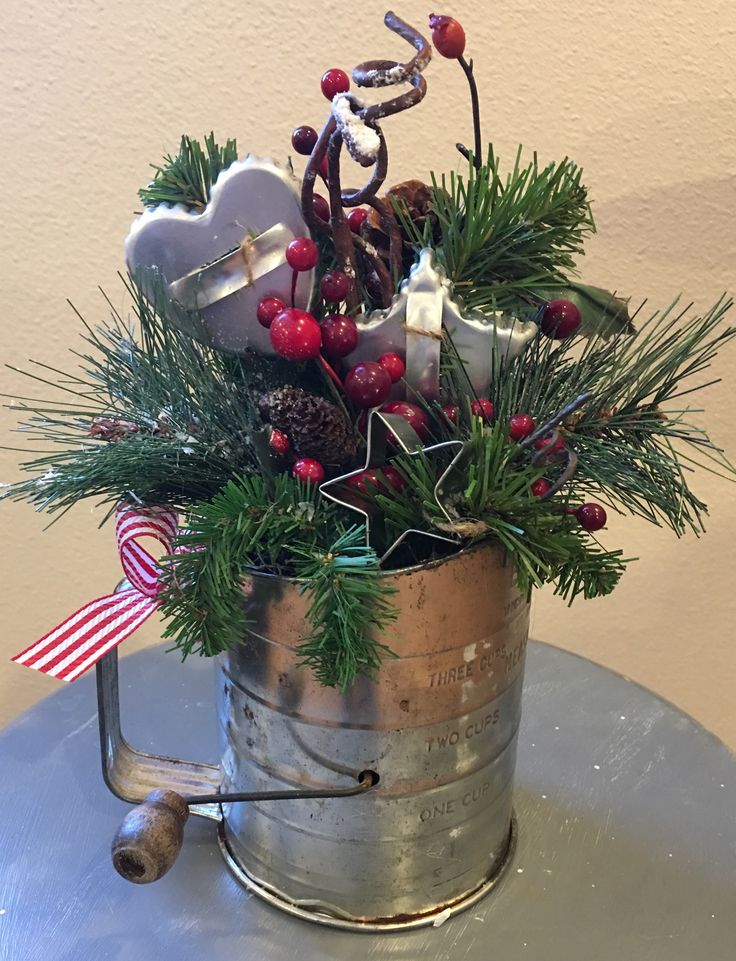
[12,506,178,683]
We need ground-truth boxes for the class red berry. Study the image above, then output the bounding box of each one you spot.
[349,465,406,495]
[381,465,406,491]
[320,270,353,303]
[313,193,330,222]
[534,433,566,454]
[291,125,318,155]
[292,458,325,484]
[319,154,329,180]
[575,503,607,532]
[347,208,368,233]
[348,469,382,495]
[286,237,318,272]
[470,398,494,421]
[269,308,322,361]
[441,404,459,425]
[509,413,536,441]
[321,68,350,100]
[269,428,290,456]
[531,478,551,498]
[381,401,430,440]
[378,352,405,383]
[540,299,582,339]
[256,296,286,329]
[428,14,466,59]
[344,362,392,408]
[320,314,359,359]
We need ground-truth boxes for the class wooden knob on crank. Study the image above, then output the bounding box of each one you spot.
[111,789,190,884]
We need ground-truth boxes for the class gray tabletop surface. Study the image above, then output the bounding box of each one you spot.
[1,640,734,961]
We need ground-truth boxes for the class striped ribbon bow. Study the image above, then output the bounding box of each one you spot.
[12,506,178,683]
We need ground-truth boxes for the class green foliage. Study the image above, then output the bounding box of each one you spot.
[372,420,631,600]
[159,477,396,689]
[398,148,593,308]
[2,276,275,517]
[139,133,239,210]
[396,147,631,336]
[293,527,398,691]
[482,296,736,534]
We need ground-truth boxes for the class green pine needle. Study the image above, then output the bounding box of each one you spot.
[139,133,239,210]
[293,527,398,691]
[158,482,396,690]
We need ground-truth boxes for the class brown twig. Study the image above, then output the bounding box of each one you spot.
[365,196,403,286]
[327,132,362,311]
[301,11,433,310]
[456,55,482,169]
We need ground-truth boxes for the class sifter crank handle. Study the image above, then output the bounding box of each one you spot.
[112,773,377,884]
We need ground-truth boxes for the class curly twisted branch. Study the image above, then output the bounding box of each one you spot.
[300,11,431,310]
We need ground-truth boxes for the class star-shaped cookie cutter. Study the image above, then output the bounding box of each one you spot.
[319,409,471,566]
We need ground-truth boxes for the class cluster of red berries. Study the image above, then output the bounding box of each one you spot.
[291,67,370,229]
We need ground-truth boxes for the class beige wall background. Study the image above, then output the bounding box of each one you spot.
[1,0,735,745]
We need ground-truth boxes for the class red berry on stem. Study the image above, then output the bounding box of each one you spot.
[319,154,329,180]
[380,465,406,491]
[321,68,350,100]
[509,413,536,441]
[534,433,566,454]
[347,208,368,233]
[320,314,358,359]
[381,401,430,440]
[291,125,319,156]
[269,428,290,456]
[442,404,459,425]
[470,398,494,421]
[320,271,353,303]
[269,308,322,361]
[344,362,392,408]
[428,13,466,59]
[286,237,318,272]
[575,503,607,532]
[256,296,286,329]
[540,299,582,339]
[292,458,325,485]
[531,478,551,498]
[348,469,382,495]
[378,352,405,383]
[313,194,330,222]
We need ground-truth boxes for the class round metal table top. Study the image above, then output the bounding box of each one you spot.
[1,640,734,961]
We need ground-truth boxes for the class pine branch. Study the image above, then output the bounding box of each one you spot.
[399,148,594,308]
[371,420,631,599]
[2,275,289,514]
[159,481,396,689]
[293,527,398,691]
[159,474,342,659]
[138,133,239,210]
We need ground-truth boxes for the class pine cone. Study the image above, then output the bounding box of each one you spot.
[88,417,140,442]
[365,180,438,252]
[262,387,357,467]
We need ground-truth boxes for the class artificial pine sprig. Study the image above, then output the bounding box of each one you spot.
[2,275,290,515]
[485,295,736,533]
[292,527,398,690]
[159,480,396,689]
[159,474,343,659]
[139,133,239,210]
[372,419,630,598]
[398,149,593,305]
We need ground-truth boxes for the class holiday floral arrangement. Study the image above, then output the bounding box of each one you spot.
[6,11,735,690]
